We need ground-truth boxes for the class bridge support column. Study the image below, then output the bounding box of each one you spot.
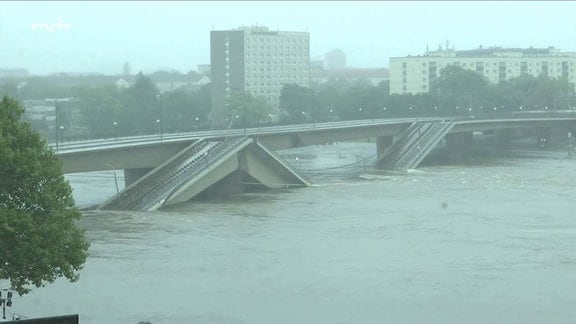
[376,135,393,159]
[535,126,552,147]
[202,171,244,197]
[124,168,153,188]
[569,127,576,154]
[445,132,473,152]
[497,129,515,147]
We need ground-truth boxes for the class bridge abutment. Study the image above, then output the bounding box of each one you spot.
[124,168,153,187]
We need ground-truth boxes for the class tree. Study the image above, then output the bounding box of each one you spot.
[0,96,89,295]
[74,85,125,138]
[17,78,73,100]
[279,84,318,124]
[430,65,489,115]
[226,92,273,128]
[161,85,211,132]
[125,72,160,134]
[0,81,19,100]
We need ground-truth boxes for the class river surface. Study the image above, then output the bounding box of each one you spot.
[6,140,576,324]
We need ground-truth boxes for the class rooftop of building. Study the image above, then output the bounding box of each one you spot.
[311,67,389,79]
[421,46,575,58]
[215,25,309,36]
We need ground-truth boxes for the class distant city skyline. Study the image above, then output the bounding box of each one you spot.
[1,1,576,75]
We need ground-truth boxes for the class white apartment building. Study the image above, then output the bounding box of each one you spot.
[390,47,576,95]
[210,26,310,127]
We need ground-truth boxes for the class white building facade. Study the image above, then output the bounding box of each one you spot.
[210,26,310,127]
[390,47,576,95]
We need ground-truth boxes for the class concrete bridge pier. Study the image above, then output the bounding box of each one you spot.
[201,171,245,197]
[496,129,519,147]
[376,135,393,159]
[124,168,153,187]
[535,126,552,147]
[445,132,474,152]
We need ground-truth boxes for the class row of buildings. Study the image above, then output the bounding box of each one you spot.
[389,46,576,94]
[5,26,576,131]
[209,26,576,127]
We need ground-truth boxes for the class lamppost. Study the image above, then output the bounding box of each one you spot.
[156,94,163,140]
[59,125,64,147]
[156,119,162,141]
[113,121,118,139]
[1,289,13,320]
[106,163,120,196]
[54,98,59,152]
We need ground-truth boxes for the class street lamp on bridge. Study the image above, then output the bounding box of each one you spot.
[156,119,163,141]
[113,121,118,139]
[1,289,13,320]
[59,125,64,147]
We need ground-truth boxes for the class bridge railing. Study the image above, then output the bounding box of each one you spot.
[54,110,576,155]
[162,136,253,205]
[99,139,216,210]
[119,136,251,211]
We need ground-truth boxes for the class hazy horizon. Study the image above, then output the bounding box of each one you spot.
[1,1,576,76]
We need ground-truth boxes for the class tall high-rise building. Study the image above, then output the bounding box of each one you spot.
[390,46,576,95]
[324,49,346,70]
[210,26,310,128]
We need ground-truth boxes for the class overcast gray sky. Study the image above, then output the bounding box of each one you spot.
[1,1,576,75]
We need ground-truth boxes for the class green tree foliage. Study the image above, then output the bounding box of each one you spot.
[0,81,19,100]
[339,84,386,120]
[491,74,575,111]
[279,84,318,124]
[160,84,211,132]
[0,96,89,296]
[226,92,273,128]
[73,85,124,138]
[125,72,160,134]
[430,65,490,115]
[314,82,344,121]
[17,78,73,100]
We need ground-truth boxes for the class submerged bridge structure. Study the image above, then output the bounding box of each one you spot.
[97,136,308,211]
[55,112,576,211]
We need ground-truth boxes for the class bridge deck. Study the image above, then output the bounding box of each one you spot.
[98,136,309,211]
